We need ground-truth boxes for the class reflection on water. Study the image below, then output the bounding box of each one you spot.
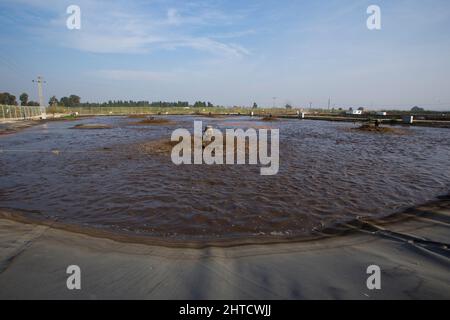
[0,116,449,242]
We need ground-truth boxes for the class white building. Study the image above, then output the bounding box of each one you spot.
[346,109,363,115]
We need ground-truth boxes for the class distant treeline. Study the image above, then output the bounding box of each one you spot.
[0,92,40,106]
[73,101,216,108]
[3,91,448,113]
[1,92,217,109]
[48,94,215,109]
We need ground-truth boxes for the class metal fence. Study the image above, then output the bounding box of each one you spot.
[0,105,43,120]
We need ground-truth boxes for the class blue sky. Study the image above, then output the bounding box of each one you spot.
[1,0,450,109]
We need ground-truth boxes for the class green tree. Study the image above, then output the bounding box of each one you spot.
[0,92,17,105]
[411,106,425,113]
[69,95,81,105]
[252,102,258,109]
[49,96,59,106]
[60,96,71,107]
[193,101,207,108]
[0,93,7,105]
[285,104,293,109]
[19,93,29,106]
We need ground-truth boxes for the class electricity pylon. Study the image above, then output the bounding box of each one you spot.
[32,76,47,118]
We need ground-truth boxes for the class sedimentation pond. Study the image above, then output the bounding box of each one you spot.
[0,116,449,244]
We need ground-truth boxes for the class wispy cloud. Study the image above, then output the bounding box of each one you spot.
[5,0,251,58]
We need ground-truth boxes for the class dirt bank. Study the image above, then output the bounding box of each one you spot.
[0,120,40,136]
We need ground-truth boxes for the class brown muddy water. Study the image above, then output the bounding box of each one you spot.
[0,116,449,244]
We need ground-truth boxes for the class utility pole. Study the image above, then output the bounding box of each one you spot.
[328,97,331,111]
[32,76,47,118]
[272,97,277,108]
[309,102,312,110]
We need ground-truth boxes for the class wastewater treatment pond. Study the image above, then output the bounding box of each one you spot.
[0,115,449,244]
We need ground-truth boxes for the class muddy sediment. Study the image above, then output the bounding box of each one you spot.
[132,135,256,157]
[261,116,278,121]
[0,120,43,136]
[351,124,408,134]
[128,114,153,119]
[71,123,113,129]
[128,117,173,125]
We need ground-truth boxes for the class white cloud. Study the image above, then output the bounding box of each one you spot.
[10,0,251,58]
[160,37,250,57]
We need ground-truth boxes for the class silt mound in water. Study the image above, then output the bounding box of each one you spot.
[133,136,254,157]
[128,114,153,119]
[201,113,227,118]
[135,139,182,155]
[352,124,406,134]
[261,116,278,121]
[71,123,112,129]
[129,117,172,125]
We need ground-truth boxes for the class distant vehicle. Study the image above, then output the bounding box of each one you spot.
[376,112,387,116]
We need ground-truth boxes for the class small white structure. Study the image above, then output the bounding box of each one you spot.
[402,115,414,124]
[376,112,387,116]
[346,109,363,115]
